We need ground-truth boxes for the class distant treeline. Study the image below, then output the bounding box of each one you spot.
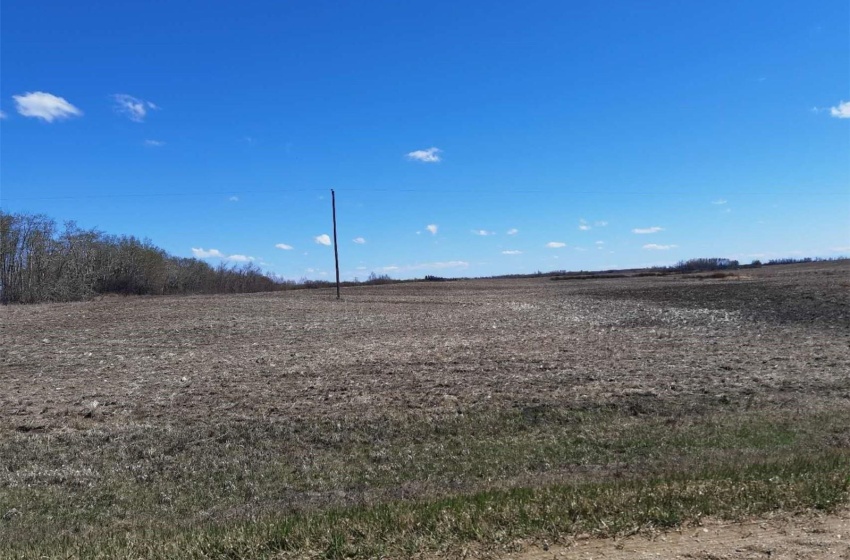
[673,257,741,271]
[3,211,844,304]
[672,256,843,271]
[549,256,844,282]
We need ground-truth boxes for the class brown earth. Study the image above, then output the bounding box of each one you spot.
[494,509,850,559]
[2,261,848,433]
[1,260,849,556]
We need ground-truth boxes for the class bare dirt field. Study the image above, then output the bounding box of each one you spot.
[500,508,850,559]
[1,261,849,558]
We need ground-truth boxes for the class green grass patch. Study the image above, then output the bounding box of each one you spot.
[2,406,848,558]
[4,450,847,559]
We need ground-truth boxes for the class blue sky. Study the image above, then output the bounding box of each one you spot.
[2,1,848,280]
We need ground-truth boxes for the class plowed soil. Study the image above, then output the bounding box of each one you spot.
[1,260,849,557]
[3,262,848,431]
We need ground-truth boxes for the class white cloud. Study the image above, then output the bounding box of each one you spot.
[0,110,6,119]
[829,246,850,253]
[275,243,294,250]
[192,248,226,259]
[506,228,519,235]
[353,237,366,244]
[144,139,165,147]
[425,224,438,235]
[578,219,608,229]
[595,240,605,245]
[406,147,441,163]
[632,226,664,234]
[643,244,677,250]
[113,94,157,122]
[315,234,332,246]
[472,229,494,236]
[228,196,239,202]
[546,242,566,248]
[502,250,522,255]
[830,101,850,118]
[191,247,255,261]
[13,91,82,122]
[712,199,728,205]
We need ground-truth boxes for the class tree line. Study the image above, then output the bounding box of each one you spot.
[0,211,291,304]
[673,256,841,272]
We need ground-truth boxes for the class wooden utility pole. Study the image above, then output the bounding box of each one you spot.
[331,189,341,299]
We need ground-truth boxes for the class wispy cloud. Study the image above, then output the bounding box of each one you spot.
[314,234,332,246]
[506,228,519,235]
[406,147,441,163]
[712,199,728,205]
[144,139,165,147]
[13,91,82,122]
[228,196,239,202]
[829,246,850,253]
[381,260,469,273]
[472,229,494,236]
[191,247,255,261]
[643,244,677,250]
[578,219,591,231]
[425,224,438,235]
[501,250,522,255]
[546,241,566,248]
[353,237,366,244]
[192,248,225,259]
[594,220,608,227]
[632,226,664,234]
[275,243,294,250]
[113,94,157,122]
[830,101,850,119]
[0,109,6,119]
